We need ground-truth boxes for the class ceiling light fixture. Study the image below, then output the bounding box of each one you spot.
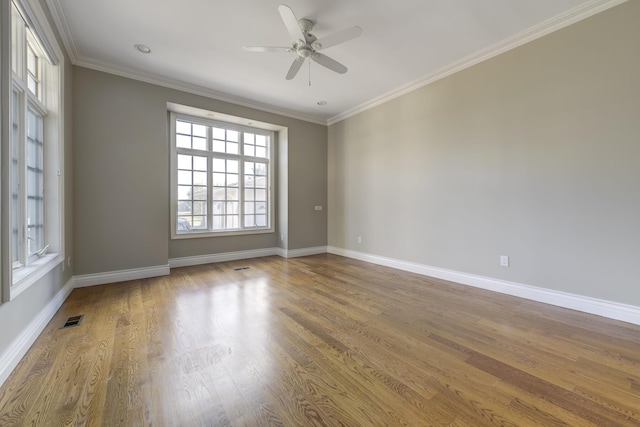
[134,44,151,54]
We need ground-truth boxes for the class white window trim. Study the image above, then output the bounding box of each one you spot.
[1,0,65,303]
[169,111,275,239]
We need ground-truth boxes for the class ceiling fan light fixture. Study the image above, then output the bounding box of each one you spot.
[134,44,151,54]
[297,45,313,58]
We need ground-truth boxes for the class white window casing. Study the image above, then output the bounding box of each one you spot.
[1,0,65,302]
[170,111,275,239]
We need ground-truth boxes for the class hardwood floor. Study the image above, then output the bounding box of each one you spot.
[0,254,639,426]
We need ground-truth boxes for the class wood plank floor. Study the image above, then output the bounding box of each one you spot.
[0,254,639,426]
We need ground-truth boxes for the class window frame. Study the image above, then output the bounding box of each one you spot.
[1,0,65,302]
[170,112,275,239]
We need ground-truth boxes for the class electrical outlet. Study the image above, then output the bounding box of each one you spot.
[314,205,323,211]
[357,236,362,244]
[500,255,509,267]
[280,233,284,242]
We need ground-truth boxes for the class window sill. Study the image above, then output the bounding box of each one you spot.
[171,228,274,240]
[11,253,63,300]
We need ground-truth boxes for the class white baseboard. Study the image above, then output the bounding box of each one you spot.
[74,264,170,288]
[0,277,75,387]
[169,248,278,268]
[277,246,327,259]
[327,246,640,326]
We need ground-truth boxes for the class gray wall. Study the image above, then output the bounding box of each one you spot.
[328,1,640,306]
[73,68,327,274]
[0,0,74,359]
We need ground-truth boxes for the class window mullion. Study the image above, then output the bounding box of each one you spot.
[239,132,245,229]
[19,91,28,265]
[207,126,213,232]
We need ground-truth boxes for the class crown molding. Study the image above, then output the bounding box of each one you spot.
[327,0,628,125]
[46,0,626,127]
[45,0,327,126]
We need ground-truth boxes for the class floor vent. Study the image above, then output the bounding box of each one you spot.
[60,315,84,329]
[233,267,250,271]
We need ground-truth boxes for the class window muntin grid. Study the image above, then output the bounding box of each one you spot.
[172,114,272,236]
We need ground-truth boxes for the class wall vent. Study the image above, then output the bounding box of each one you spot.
[60,315,84,329]
[233,267,250,271]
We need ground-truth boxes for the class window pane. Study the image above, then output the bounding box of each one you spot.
[228,160,239,173]
[245,202,254,214]
[192,186,207,200]
[177,186,192,200]
[245,189,255,201]
[176,121,191,135]
[244,216,255,227]
[212,127,225,140]
[245,162,255,175]
[256,202,267,214]
[227,130,239,142]
[227,215,239,229]
[256,135,266,146]
[177,216,192,232]
[256,189,266,201]
[213,172,226,186]
[192,216,207,230]
[193,156,207,171]
[212,201,225,214]
[227,188,239,201]
[244,175,254,188]
[176,134,191,149]
[212,139,225,153]
[28,75,37,95]
[212,215,225,230]
[255,176,266,188]
[256,215,267,227]
[177,154,192,170]
[244,145,255,157]
[226,202,239,215]
[193,137,207,151]
[193,201,206,215]
[212,187,226,200]
[256,147,266,158]
[193,124,207,137]
[178,170,192,185]
[212,158,226,172]
[227,173,239,187]
[178,201,192,214]
[227,142,239,155]
[193,172,207,185]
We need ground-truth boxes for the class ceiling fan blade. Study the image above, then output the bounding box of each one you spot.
[243,46,291,53]
[314,26,362,50]
[278,4,305,44]
[311,53,347,74]
[286,57,305,80]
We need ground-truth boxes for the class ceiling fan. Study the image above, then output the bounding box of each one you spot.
[243,4,362,80]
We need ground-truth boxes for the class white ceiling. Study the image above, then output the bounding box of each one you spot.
[46,0,614,124]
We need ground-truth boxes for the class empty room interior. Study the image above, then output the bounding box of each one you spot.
[1,0,639,425]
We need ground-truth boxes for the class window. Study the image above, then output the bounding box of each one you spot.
[2,0,64,300]
[170,113,273,238]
